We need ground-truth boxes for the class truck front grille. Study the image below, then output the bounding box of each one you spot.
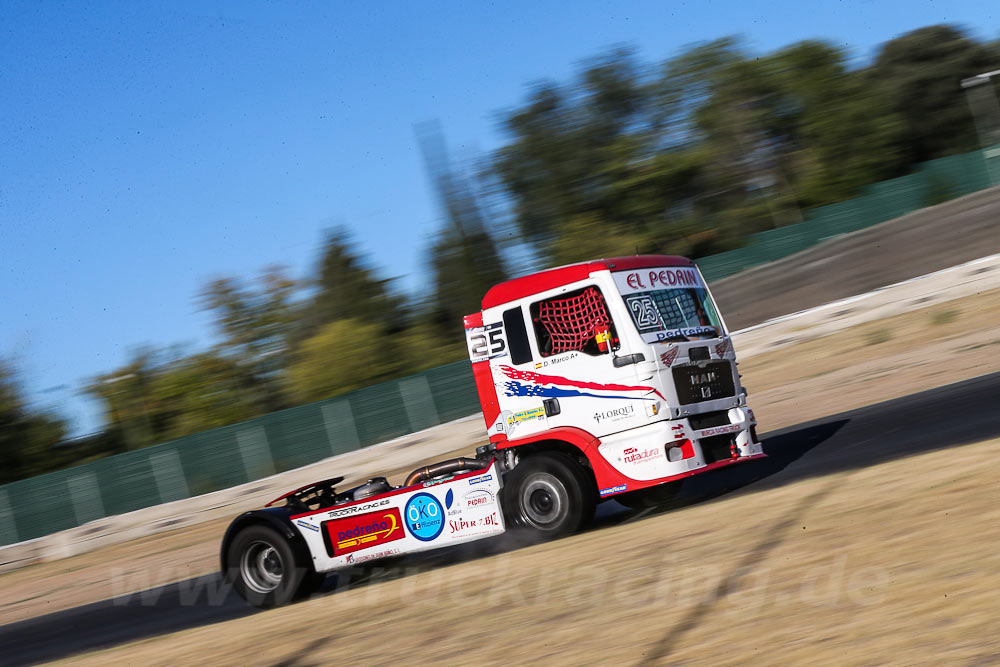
[672,361,736,405]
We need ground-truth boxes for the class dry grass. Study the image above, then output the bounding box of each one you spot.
[3,288,1000,639]
[56,436,1000,666]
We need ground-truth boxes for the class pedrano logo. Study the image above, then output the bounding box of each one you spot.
[327,509,404,555]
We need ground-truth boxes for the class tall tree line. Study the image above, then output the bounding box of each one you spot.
[4,24,998,480]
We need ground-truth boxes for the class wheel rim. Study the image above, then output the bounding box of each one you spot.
[521,473,565,528]
[240,540,284,594]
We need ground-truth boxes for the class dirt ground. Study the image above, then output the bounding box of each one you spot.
[55,436,1000,666]
[2,286,999,637]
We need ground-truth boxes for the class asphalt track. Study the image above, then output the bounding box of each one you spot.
[3,371,1000,666]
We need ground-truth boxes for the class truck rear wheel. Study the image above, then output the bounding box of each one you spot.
[502,452,591,539]
[226,524,314,608]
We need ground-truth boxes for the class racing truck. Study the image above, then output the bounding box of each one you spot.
[221,255,764,607]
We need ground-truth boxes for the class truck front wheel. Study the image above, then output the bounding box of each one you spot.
[502,452,591,539]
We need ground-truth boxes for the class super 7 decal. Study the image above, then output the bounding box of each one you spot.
[497,365,664,401]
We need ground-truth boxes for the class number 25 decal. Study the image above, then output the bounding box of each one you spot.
[467,324,507,361]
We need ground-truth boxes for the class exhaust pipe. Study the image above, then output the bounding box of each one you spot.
[404,457,489,487]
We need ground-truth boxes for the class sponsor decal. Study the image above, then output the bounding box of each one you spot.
[445,489,454,509]
[327,509,404,555]
[623,446,660,464]
[534,353,578,369]
[594,404,636,424]
[660,347,679,367]
[327,498,391,519]
[715,339,731,358]
[423,476,454,488]
[449,512,500,537]
[653,326,716,342]
[468,473,493,485]
[505,406,545,429]
[698,424,742,437]
[348,547,401,564]
[404,492,445,541]
[464,489,494,508]
[296,520,320,532]
[498,365,664,402]
[599,484,628,496]
[620,268,702,292]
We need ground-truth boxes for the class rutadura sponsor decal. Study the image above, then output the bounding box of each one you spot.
[296,520,320,532]
[404,492,445,541]
[327,508,404,555]
[599,484,627,496]
[497,365,664,402]
[623,446,660,464]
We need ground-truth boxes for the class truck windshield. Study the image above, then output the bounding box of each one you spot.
[612,267,723,344]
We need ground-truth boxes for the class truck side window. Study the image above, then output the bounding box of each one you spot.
[502,307,533,365]
[530,286,618,358]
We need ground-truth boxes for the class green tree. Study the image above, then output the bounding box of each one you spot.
[296,228,408,343]
[200,266,299,414]
[286,318,401,403]
[870,25,996,165]
[0,361,67,483]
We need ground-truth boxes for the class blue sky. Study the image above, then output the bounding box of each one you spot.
[1,1,997,434]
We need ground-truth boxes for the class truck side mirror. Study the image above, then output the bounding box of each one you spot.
[613,353,645,368]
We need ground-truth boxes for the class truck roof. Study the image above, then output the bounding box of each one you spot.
[481,254,694,309]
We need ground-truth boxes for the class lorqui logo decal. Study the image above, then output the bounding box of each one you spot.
[497,365,664,402]
[327,509,404,555]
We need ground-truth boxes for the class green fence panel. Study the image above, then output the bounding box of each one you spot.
[748,223,814,263]
[863,174,926,223]
[919,151,992,201]
[264,403,333,473]
[423,361,479,424]
[92,450,159,517]
[177,426,248,497]
[319,398,362,456]
[7,469,76,542]
[349,381,412,446]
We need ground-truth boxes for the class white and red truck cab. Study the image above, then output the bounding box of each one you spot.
[464,255,763,502]
[222,255,764,607]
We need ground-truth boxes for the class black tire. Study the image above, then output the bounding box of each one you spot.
[616,482,680,509]
[502,452,591,539]
[226,524,313,608]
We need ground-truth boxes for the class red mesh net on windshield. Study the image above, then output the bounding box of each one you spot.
[537,287,610,355]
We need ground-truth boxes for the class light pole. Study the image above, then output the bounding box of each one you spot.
[961,69,1000,186]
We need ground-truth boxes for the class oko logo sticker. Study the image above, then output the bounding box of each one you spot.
[327,508,404,555]
[405,492,445,541]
